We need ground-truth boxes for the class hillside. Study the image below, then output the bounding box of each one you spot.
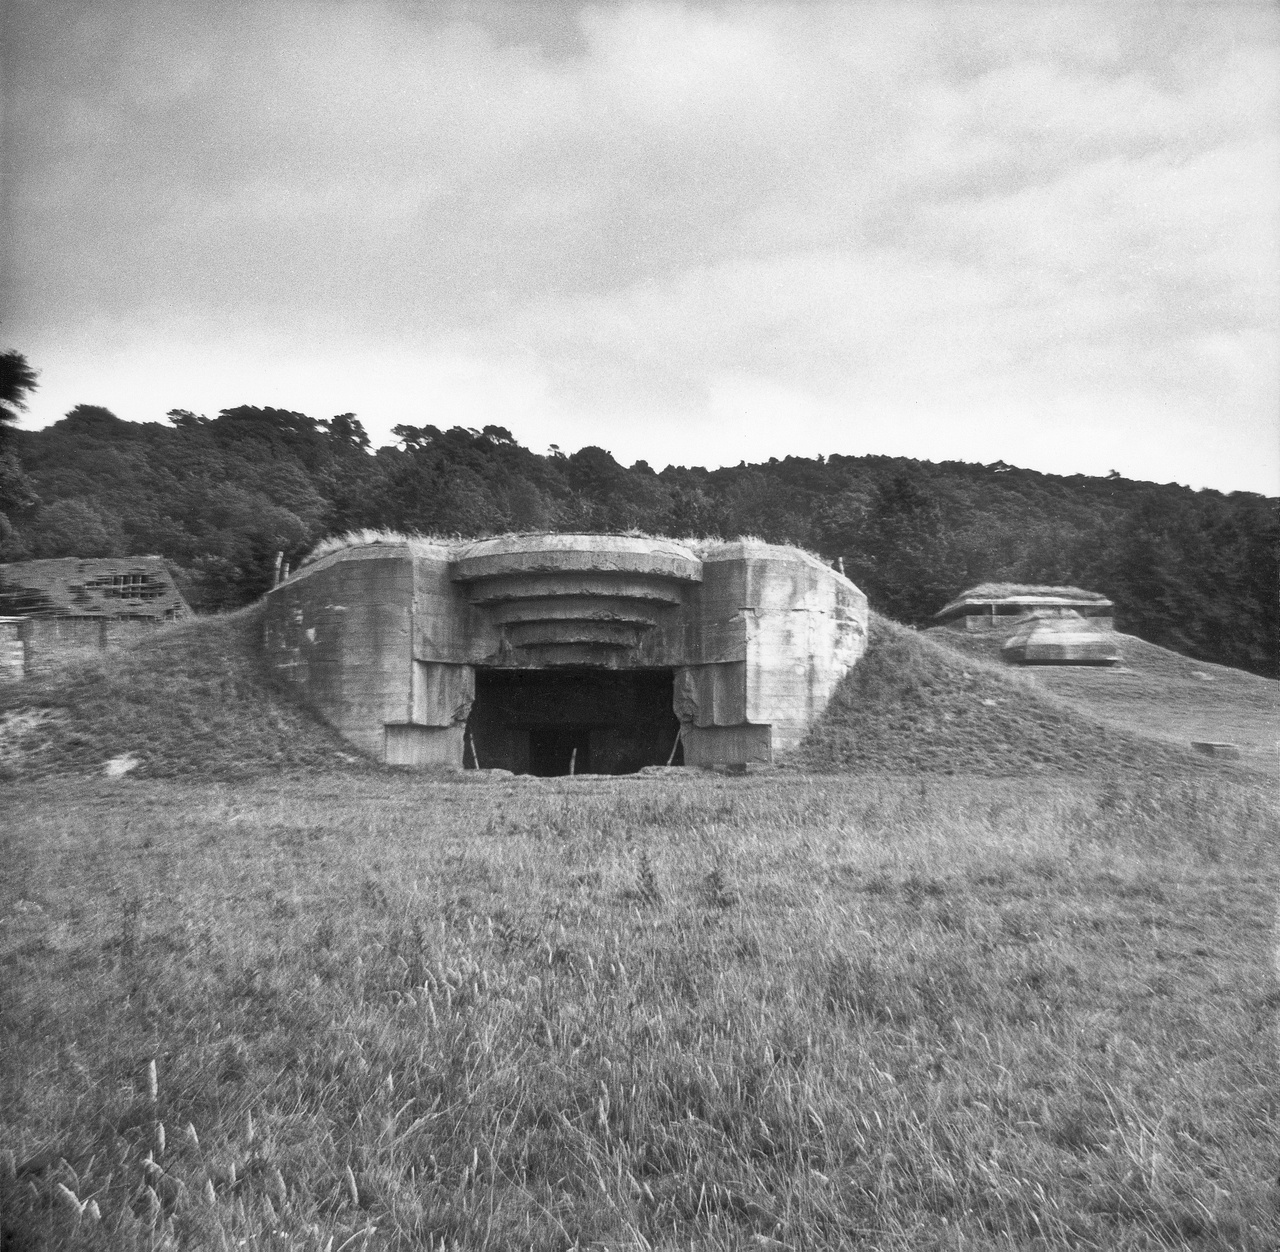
[0,605,365,780]
[796,614,1242,778]
[926,625,1280,774]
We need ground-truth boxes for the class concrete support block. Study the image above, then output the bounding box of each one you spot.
[681,723,772,767]
[1191,741,1240,759]
[413,548,471,660]
[263,547,416,751]
[673,662,747,726]
[412,661,474,726]
[0,618,23,681]
[702,544,867,752]
[384,724,464,767]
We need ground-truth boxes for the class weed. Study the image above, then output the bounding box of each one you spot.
[635,850,662,907]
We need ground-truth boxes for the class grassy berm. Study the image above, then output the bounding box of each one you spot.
[796,615,1230,779]
[2,608,1277,1249]
[924,624,1280,775]
[0,606,364,780]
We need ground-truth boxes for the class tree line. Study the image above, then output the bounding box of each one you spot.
[0,360,1275,677]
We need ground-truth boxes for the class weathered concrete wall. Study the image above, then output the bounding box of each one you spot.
[14,617,163,676]
[411,545,471,661]
[937,592,1115,634]
[384,725,465,767]
[264,545,416,759]
[682,724,773,766]
[950,609,1115,633]
[265,535,869,769]
[681,543,868,752]
[0,618,23,682]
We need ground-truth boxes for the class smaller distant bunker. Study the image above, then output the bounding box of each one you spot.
[936,583,1119,666]
[1001,611,1120,666]
[936,583,1114,632]
[264,533,869,773]
[0,556,189,679]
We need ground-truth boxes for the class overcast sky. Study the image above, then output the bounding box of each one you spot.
[3,1,1277,492]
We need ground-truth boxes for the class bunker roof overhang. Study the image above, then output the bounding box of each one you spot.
[450,535,701,666]
[936,592,1114,621]
[451,533,702,584]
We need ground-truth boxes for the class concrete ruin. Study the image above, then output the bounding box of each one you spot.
[0,556,190,678]
[1001,610,1121,666]
[936,584,1114,633]
[935,584,1119,667]
[264,534,868,774]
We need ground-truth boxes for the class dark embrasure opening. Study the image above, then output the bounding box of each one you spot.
[466,668,682,776]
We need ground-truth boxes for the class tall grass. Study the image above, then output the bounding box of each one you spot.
[3,770,1276,1249]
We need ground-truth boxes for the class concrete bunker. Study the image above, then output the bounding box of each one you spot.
[934,582,1120,667]
[935,583,1114,633]
[0,556,190,680]
[264,533,868,772]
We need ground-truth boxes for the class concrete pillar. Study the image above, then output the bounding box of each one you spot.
[681,724,773,767]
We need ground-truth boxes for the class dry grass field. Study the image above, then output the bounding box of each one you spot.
[1,610,1277,1249]
[3,768,1278,1250]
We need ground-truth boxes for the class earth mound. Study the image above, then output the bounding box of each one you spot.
[928,625,1279,772]
[0,603,366,779]
[796,613,1216,777]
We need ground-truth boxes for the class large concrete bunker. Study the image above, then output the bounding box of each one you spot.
[264,534,868,773]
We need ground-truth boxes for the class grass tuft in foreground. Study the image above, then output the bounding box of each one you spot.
[3,770,1277,1249]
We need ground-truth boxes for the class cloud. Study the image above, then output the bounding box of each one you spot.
[2,0,1276,492]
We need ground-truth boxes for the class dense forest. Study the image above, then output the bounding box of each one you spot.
[0,371,1276,677]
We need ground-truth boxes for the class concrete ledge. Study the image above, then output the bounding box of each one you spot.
[453,534,701,583]
[385,724,464,767]
[485,597,665,626]
[1191,741,1240,759]
[468,574,686,605]
[682,723,772,766]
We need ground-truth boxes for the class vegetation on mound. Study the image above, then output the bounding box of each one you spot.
[797,614,1210,777]
[943,582,1110,604]
[301,528,819,568]
[931,623,1264,684]
[0,605,365,780]
[2,772,1276,1249]
[926,626,1280,773]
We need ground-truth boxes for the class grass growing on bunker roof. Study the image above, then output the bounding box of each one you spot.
[945,583,1112,603]
[299,529,828,568]
[0,603,366,780]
